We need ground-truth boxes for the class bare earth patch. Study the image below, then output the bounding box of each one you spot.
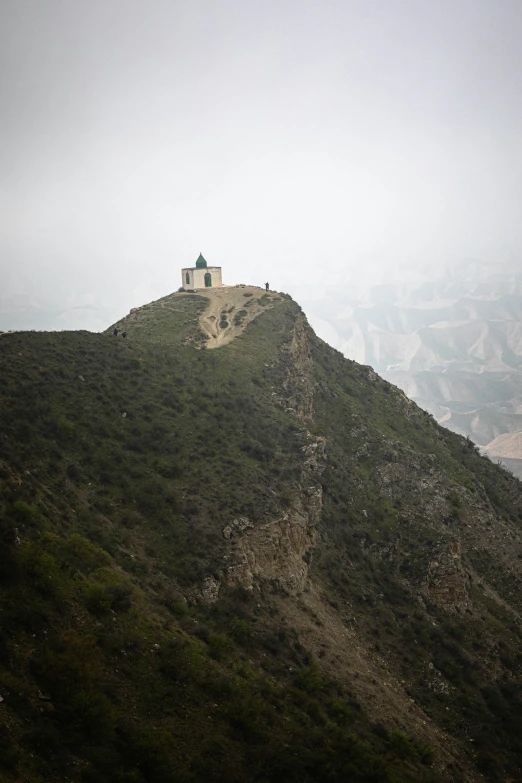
[195,285,282,349]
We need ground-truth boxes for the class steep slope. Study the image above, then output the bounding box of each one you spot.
[1,288,522,782]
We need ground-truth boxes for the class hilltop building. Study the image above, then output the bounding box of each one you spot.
[181,254,223,290]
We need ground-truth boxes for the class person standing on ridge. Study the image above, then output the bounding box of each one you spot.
[265,282,269,291]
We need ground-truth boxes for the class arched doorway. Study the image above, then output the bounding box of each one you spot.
[204,272,212,287]
[185,272,190,285]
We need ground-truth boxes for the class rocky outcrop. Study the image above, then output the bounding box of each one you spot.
[223,432,326,595]
[280,313,315,420]
[222,505,317,594]
[424,541,472,614]
[196,431,327,603]
[194,311,323,604]
[372,444,522,616]
[208,317,323,597]
[222,516,254,540]
[199,576,221,604]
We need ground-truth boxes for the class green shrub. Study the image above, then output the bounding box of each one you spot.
[13,500,45,526]
[171,601,189,618]
[158,637,207,683]
[84,581,112,614]
[233,310,248,326]
[228,617,251,645]
[83,568,133,615]
[152,457,182,479]
[387,730,419,760]
[56,414,75,439]
[223,686,268,739]
[19,541,67,598]
[328,698,354,725]
[295,660,326,694]
[63,534,111,573]
[208,632,233,661]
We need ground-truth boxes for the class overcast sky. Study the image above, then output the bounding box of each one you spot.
[1,0,521,328]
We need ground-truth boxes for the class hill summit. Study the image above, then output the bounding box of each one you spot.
[1,286,522,782]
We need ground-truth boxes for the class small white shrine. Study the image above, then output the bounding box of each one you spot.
[181,254,223,290]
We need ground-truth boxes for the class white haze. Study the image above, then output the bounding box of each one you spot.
[1,0,522,330]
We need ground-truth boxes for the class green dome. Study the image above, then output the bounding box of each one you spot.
[195,253,207,269]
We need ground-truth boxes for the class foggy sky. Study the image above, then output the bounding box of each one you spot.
[1,0,522,328]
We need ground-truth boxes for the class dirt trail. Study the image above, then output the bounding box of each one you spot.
[196,286,282,349]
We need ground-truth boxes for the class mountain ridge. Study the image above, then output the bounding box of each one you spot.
[1,287,522,781]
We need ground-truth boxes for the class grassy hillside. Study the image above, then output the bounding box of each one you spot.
[1,289,522,782]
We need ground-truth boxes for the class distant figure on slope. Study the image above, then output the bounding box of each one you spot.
[113,328,119,336]
[122,331,127,338]
[265,282,269,291]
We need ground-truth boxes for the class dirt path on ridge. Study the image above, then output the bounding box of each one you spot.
[196,286,283,349]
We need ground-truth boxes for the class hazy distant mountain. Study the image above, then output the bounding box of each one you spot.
[0,279,168,333]
[302,260,522,478]
[0,292,115,332]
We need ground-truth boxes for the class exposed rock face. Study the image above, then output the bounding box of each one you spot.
[199,575,221,605]
[371,441,522,619]
[222,506,317,594]
[222,516,254,540]
[205,317,325,598]
[194,312,323,603]
[223,433,326,595]
[424,541,472,613]
[197,431,327,601]
[281,313,315,420]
